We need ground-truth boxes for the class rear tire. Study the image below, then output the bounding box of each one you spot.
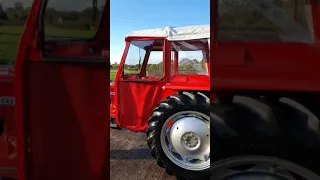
[146,92,210,179]
[210,95,320,178]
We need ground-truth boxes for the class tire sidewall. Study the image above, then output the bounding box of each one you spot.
[154,103,211,178]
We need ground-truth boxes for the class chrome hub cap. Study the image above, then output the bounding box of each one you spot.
[182,132,200,150]
[160,111,210,171]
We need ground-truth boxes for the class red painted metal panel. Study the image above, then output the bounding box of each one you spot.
[0,66,17,179]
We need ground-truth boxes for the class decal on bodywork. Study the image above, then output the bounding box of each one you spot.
[0,97,15,106]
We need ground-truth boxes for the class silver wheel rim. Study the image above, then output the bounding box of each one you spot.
[211,156,320,180]
[160,111,210,171]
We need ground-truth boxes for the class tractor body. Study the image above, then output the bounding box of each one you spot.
[113,25,210,132]
[112,25,211,179]
[0,66,16,179]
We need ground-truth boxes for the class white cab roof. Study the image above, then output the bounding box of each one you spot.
[126,24,210,41]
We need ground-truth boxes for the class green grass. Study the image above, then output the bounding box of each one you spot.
[0,25,96,64]
[1,25,116,80]
[44,25,96,39]
[110,69,117,82]
[0,26,25,34]
[110,69,146,82]
[0,26,23,64]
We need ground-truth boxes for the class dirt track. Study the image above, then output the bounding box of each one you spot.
[110,128,176,180]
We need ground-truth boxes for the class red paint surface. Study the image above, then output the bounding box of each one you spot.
[211,1,320,92]
[110,82,116,119]
[117,81,165,132]
[114,37,210,132]
[13,0,111,179]
[24,63,110,180]
[0,66,17,179]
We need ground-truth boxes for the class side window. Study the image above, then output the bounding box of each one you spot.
[0,2,31,64]
[172,39,209,75]
[43,0,105,40]
[123,40,164,80]
[218,0,314,42]
[146,51,163,77]
[41,0,108,59]
[178,51,207,75]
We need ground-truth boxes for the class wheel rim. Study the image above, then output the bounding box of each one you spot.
[210,156,320,180]
[160,111,210,171]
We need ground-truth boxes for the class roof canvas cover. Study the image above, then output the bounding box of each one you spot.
[126,24,210,41]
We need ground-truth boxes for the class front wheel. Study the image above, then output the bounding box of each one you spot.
[110,118,121,130]
[146,92,211,179]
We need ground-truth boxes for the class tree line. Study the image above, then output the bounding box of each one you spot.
[219,0,308,32]
[0,2,29,26]
[111,58,207,71]
[0,1,102,30]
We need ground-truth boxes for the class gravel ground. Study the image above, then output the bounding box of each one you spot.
[110,128,176,180]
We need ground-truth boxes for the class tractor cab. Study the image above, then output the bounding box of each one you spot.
[211,0,320,91]
[114,25,210,132]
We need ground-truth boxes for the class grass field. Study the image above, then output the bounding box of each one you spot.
[0,25,96,64]
[0,26,118,81]
[110,69,117,82]
[1,26,152,82]
[110,69,142,82]
[0,26,23,64]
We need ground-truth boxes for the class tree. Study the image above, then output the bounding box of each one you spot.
[112,62,118,69]
[148,64,157,71]
[12,1,25,20]
[0,11,8,20]
[4,7,16,20]
[14,2,24,11]
[0,3,8,20]
[92,0,98,26]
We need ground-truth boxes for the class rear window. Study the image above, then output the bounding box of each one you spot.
[43,0,105,40]
[171,39,209,75]
[218,0,315,43]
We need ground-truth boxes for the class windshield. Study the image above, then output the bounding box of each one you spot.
[218,0,315,43]
[122,40,164,79]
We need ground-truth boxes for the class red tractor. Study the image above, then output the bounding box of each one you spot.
[112,25,211,179]
[209,0,320,179]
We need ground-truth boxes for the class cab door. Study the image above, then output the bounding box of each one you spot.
[115,38,169,132]
[14,1,110,180]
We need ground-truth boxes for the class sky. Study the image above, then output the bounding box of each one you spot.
[110,0,210,63]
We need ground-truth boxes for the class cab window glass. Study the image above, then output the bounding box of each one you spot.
[43,0,105,40]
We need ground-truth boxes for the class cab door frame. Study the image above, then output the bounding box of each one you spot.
[114,37,171,132]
